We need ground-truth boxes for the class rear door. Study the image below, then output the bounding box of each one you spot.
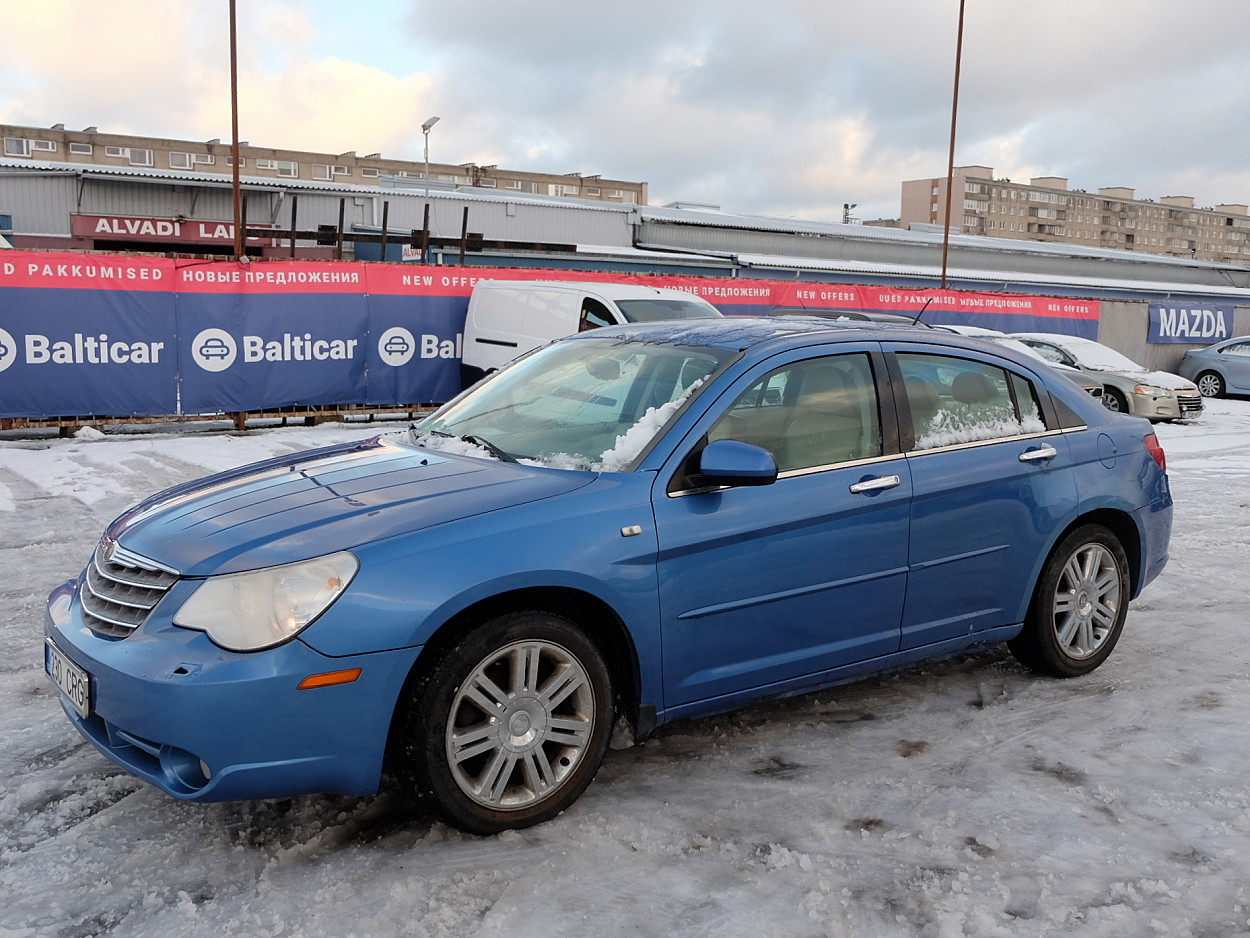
[888,345,1077,648]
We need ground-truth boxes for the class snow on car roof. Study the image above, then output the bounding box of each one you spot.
[572,315,932,350]
[1011,332,1146,371]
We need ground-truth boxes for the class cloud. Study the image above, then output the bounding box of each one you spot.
[6,0,1250,222]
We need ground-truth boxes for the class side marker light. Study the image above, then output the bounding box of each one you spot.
[298,668,363,690]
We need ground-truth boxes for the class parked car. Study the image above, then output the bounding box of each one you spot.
[936,325,1104,401]
[1011,332,1203,420]
[45,318,1172,834]
[461,279,721,387]
[1176,336,1250,398]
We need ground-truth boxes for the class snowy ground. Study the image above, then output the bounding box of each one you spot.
[2,403,1249,938]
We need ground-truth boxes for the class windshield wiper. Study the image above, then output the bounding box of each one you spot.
[460,434,517,463]
[410,427,518,463]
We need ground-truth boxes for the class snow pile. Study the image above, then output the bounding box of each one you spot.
[916,411,1046,450]
[3,403,1250,937]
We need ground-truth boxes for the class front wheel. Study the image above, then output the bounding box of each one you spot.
[1009,525,1130,677]
[394,611,613,834]
[1195,371,1225,398]
[1101,387,1128,413]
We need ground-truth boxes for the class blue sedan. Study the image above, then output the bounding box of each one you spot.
[44,318,1172,834]
[1177,336,1250,398]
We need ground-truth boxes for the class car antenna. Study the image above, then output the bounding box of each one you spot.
[910,298,933,326]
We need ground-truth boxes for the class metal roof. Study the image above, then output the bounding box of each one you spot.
[637,202,1240,274]
[734,253,1250,302]
[0,158,635,212]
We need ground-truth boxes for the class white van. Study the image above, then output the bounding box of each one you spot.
[460,280,722,386]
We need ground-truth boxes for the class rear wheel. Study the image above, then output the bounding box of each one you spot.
[394,611,613,834]
[1101,387,1128,413]
[1009,525,1130,677]
[1195,371,1225,398]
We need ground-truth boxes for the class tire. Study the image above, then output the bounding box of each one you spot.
[394,611,613,834]
[1101,387,1128,414]
[1008,525,1130,678]
[1195,371,1225,398]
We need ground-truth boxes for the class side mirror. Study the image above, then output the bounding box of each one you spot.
[698,439,777,487]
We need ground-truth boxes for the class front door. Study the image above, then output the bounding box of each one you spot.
[653,349,911,713]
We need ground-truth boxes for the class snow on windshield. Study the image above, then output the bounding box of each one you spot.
[523,379,705,472]
[1046,336,1144,372]
[411,339,730,472]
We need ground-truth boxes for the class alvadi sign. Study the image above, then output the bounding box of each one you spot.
[1148,303,1232,344]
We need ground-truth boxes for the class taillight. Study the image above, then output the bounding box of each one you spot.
[1144,432,1166,471]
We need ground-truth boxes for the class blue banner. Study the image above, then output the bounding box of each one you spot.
[0,285,178,419]
[1148,303,1232,344]
[177,292,370,413]
[364,295,465,405]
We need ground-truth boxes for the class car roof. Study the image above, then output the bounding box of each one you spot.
[477,279,711,301]
[1011,331,1100,349]
[571,315,1001,354]
[940,324,1007,337]
[768,307,927,325]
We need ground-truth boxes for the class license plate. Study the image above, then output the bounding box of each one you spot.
[45,638,90,719]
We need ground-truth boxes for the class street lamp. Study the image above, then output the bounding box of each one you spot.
[422,115,440,196]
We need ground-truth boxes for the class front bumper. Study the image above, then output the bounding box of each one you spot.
[1134,391,1202,421]
[43,576,421,802]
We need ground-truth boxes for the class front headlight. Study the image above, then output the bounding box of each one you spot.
[173,551,358,651]
[1132,385,1172,398]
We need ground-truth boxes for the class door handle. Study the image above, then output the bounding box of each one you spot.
[849,474,901,494]
[1018,444,1058,463]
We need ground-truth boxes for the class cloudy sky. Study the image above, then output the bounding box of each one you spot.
[2,0,1248,224]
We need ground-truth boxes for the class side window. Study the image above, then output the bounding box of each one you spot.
[579,298,615,332]
[709,354,881,472]
[1224,341,1250,357]
[897,353,1045,451]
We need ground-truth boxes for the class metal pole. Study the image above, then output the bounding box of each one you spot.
[940,0,966,290]
[459,207,469,266]
[229,0,243,260]
[421,116,439,198]
[380,201,390,261]
[288,194,298,259]
[336,197,345,260]
[421,203,431,264]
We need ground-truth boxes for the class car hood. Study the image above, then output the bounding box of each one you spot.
[1092,368,1197,391]
[106,435,595,576]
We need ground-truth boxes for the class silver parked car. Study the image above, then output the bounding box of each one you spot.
[1176,337,1250,398]
[936,325,1104,402]
[1011,333,1202,421]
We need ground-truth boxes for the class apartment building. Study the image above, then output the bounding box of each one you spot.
[901,165,1250,267]
[0,122,646,205]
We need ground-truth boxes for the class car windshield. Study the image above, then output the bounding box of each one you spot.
[980,334,1050,361]
[615,298,721,322]
[411,337,735,470]
[1034,338,1144,372]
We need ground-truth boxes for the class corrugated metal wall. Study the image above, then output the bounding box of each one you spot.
[360,190,634,246]
[0,171,78,234]
[635,219,1250,290]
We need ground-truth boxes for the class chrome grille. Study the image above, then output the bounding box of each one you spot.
[80,538,179,639]
[1177,394,1203,415]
